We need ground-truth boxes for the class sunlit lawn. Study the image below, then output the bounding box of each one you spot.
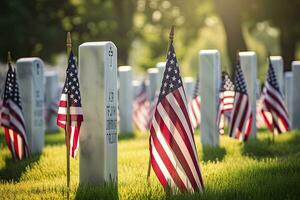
[0,128,300,199]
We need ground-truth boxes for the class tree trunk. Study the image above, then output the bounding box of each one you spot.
[279,27,296,72]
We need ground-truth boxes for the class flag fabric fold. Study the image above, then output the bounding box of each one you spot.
[188,76,201,129]
[259,58,290,133]
[149,39,204,193]
[228,62,252,141]
[0,63,29,160]
[57,50,83,158]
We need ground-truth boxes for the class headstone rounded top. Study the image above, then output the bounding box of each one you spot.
[17,57,43,64]
[132,80,141,87]
[156,62,166,68]
[292,61,300,67]
[45,71,58,77]
[199,49,219,55]
[285,71,293,78]
[270,56,283,61]
[239,51,256,56]
[147,68,159,74]
[118,66,132,72]
[183,76,194,83]
[79,41,117,49]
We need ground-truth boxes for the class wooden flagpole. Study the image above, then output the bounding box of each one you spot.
[66,32,72,200]
[146,25,175,184]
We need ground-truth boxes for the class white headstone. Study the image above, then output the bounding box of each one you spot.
[270,56,284,94]
[256,79,261,99]
[183,77,195,103]
[147,68,159,101]
[79,42,117,185]
[292,61,300,129]
[44,71,59,132]
[118,66,133,134]
[16,58,44,154]
[132,80,141,97]
[199,50,221,146]
[239,52,257,138]
[284,72,293,128]
[156,62,166,85]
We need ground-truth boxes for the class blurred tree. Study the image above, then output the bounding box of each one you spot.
[0,0,77,63]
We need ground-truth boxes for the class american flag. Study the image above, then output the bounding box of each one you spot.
[57,51,83,158]
[45,87,61,122]
[133,81,150,132]
[188,76,201,129]
[217,72,235,135]
[149,31,204,192]
[0,63,29,160]
[228,61,252,141]
[259,57,290,133]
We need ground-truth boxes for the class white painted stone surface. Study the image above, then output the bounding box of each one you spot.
[44,71,59,132]
[199,50,221,146]
[147,68,159,101]
[256,79,261,99]
[118,66,133,134]
[16,58,44,154]
[292,61,300,129]
[156,62,166,86]
[270,56,284,94]
[239,52,257,138]
[183,77,195,103]
[132,80,141,97]
[79,42,117,185]
[284,72,293,128]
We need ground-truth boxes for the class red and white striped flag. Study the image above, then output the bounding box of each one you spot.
[188,76,201,129]
[133,81,150,132]
[260,57,290,133]
[149,29,204,192]
[0,63,29,160]
[57,50,84,158]
[217,72,235,135]
[228,61,252,141]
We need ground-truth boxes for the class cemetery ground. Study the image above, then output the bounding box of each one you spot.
[0,129,300,200]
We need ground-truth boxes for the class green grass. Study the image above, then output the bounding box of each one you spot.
[0,129,300,199]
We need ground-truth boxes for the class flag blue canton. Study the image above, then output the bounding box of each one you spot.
[3,65,22,110]
[235,64,248,94]
[62,51,82,107]
[267,61,280,92]
[159,43,183,101]
[221,72,235,92]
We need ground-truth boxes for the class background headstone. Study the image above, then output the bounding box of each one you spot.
[44,71,59,132]
[239,51,257,138]
[270,56,284,94]
[156,62,166,85]
[292,61,300,129]
[183,77,195,103]
[118,66,133,134]
[284,72,293,128]
[147,68,159,101]
[79,42,118,185]
[199,50,221,147]
[16,58,44,154]
[132,80,141,97]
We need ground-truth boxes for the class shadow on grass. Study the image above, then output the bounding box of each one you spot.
[202,146,226,162]
[0,153,41,182]
[118,132,136,141]
[75,183,118,200]
[242,131,300,159]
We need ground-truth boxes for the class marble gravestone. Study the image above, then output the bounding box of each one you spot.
[156,62,166,85]
[147,68,159,101]
[270,56,284,93]
[79,42,118,185]
[256,79,261,99]
[118,66,133,134]
[44,71,59,132]
[239,52,257,138]
[199,50,221,147]
[183,77,195,103]
[16,58,44,154]
[132,80,141,97]
[292,61,300,129]
[284,72,293,127]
